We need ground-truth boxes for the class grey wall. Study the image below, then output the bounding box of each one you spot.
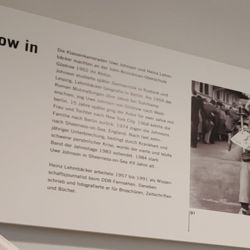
[0,1,249,249]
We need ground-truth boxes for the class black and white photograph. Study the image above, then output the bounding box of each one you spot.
[190,80,250,215]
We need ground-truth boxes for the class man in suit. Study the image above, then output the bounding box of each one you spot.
[191,91,204,148]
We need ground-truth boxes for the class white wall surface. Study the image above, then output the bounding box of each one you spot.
[0,0,249,250]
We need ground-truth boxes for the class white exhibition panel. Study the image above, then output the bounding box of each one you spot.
[0,234,19,250]
[0,6,250,249]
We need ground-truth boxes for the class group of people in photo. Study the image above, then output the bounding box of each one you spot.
[191,90,250,149]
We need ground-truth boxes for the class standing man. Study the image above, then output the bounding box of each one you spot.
[203,99,217,144]
[191,91,204,148]
[239,99,250,215]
